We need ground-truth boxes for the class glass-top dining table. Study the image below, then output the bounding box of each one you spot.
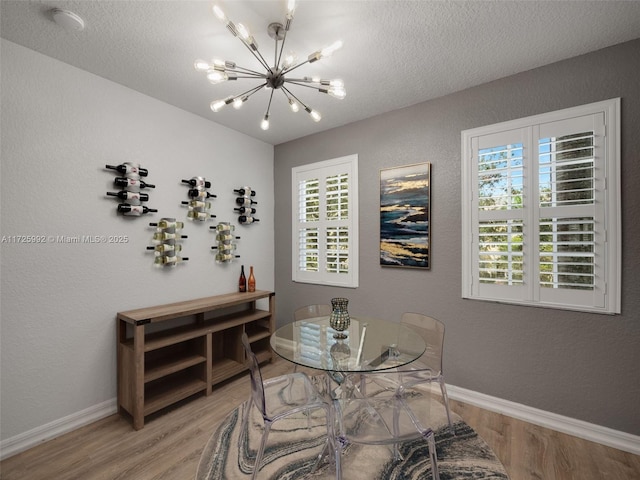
[270,315,426,379]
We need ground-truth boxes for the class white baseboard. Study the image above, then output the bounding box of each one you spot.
[446,384,640,455]
[0,398,118,461]
[2,386,639,461]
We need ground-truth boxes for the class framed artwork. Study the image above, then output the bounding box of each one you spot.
[380,162,431,269]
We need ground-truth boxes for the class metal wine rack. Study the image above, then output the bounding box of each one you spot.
[106,162,156,216]
[181,176,216,222]
[234,186,259,225]
[211,222,240,263]
[147,218,188,267]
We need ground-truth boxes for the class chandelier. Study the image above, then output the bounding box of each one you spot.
[195,1,346,131]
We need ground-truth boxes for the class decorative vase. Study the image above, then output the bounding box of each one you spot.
[329,297,350,339]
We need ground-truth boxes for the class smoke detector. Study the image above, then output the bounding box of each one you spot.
[51,8,85,31]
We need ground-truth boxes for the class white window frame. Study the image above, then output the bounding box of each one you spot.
[461,99,620,314]
[292,154,359,288]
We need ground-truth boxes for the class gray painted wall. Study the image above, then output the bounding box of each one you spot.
[274,39,640,436]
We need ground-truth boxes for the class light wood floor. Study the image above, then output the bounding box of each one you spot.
[2,358,639,480]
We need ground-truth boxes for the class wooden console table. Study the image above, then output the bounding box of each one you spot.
[117,290,275,429]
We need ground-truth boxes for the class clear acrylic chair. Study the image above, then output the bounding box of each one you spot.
[239,333,333,480]
[333,371,440,480]
[291,304,333,374]
[294,304,333,321]
[395,313,453,429]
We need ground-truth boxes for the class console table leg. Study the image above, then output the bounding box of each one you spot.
[133,324,145,430]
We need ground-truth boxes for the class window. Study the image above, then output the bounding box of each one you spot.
[461,99,620,314]
[292,154,359,287]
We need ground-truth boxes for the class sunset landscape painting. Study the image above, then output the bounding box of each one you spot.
[380,162,431,268]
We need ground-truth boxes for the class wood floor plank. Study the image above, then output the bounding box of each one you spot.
[2,358,639,480]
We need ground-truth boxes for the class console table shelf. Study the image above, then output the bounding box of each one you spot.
[117,290,275,429]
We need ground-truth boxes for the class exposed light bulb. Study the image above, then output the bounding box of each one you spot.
[207,70,228,84]
[210,100,226,112]
[321,40,343,58]
[233,97,246,109]
[212,58,235,69]
[237,23,250,40]
[328,87,346,99]
[286,0,297,19]
[289,98,299,112]
[306,109,321,122]
[194,59,210,72]
[283,52,297,68]
[261,115,270,130]
[212,5,226,22]
[330,79,344,87]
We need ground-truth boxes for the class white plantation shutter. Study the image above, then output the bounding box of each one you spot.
[462,99,620,314]
[292,155,359,287]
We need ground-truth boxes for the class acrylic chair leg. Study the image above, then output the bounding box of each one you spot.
[392,400,401,461]
[311,405,336,473]
[439,380,454,432]
[251,421,272,480]
[239,398,253,451]
[334,438,344,480]
[427,433,440,480]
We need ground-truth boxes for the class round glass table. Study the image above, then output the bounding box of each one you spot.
[270,315,426,376]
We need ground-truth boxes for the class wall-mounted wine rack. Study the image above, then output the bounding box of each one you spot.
[182,176,216,222]
[147,218,189,267]
[234,186,259,225]
[211,222,240,263]
[106,162,157,216]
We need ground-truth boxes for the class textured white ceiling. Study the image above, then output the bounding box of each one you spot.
[2,1,640,145]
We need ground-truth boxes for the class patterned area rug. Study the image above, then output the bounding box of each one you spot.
[196,382,510,480]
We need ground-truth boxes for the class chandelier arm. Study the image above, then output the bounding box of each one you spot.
[264,88,275,116]
[236,83,268,100]
[236,37,271,71]
[285,81,323,91]
[275,27,289,70]
[281,58,310,75]
[227,66,266,76]
[286,77,321,84]
[281,86,311,111]
[253,48,272,73]
[234,75,269,80]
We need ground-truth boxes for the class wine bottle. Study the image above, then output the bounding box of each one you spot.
[182,178,212,188]
[212,223,235,232]
[215,253,240,263]
[211,244,237,252]
[182,200,212,209]
[216,233,240,242]
[117,204,157,216]
[235,197,257,206]
[187,211,216,221]
[147,244,182,253]
[114,177,155,189]
[238,216,259,224]
[107,191,149,202]
[234,206,256,215]
[238,265,247,292]
[106,163,148,176]
[188,189,217,199]
[234,187,255,197]
[149,220,184,229]
[248,266,256,292]
[154,255,189,266]
[152,231,188,241]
